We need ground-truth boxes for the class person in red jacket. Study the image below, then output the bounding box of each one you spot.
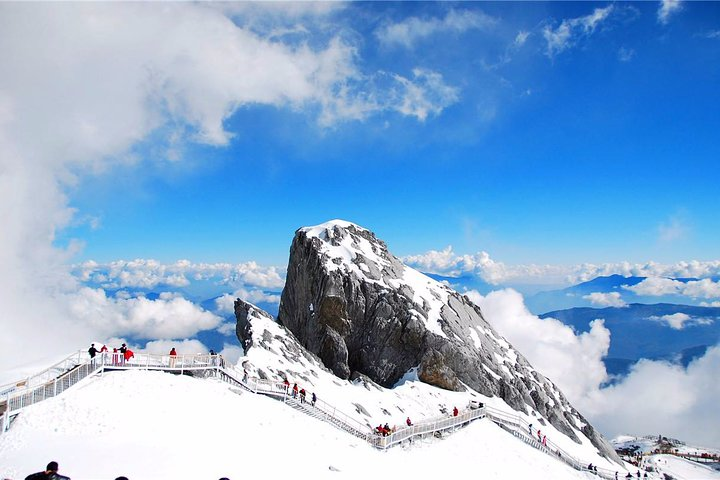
[453,406,459,417]
[169,347,177,367]
[124,348,134,363]
[406,417,413,426]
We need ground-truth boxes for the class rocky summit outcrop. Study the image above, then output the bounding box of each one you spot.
[273,220,619,461]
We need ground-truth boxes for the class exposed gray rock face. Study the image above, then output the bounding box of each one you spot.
[276,220,619,461]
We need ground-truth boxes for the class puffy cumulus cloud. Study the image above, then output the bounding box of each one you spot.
[404,246,720,287]
[648,313,713,330]
[658,0,682,25]
[69,288,223,340]
[468,288,720,446]
[582,346,720,448]
[221,344,244,365]
[0,2,458,372]
[543,5,614,57]
[74,259,286,290]
[403,246,568,285]
[142,338,210,355]
[582,292,627,308]
[215,289,281,316]
[625,277,720,299]
[375,9,496,49]
[467,289,611,402]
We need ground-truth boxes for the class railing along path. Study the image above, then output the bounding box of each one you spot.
[1,349,631,478]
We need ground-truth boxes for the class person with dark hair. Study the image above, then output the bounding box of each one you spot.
[119,343,127,366]
[452,406,459,417]
[25,461,70,480]
[88,344,98,359]
[115,477,129,480]
[169,347,177,368]
[311,392,317,406]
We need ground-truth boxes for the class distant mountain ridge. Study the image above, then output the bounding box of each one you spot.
[540,303,720,377]
[526,274,708,314]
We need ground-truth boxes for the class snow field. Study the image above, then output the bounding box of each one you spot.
[0,370,597,480]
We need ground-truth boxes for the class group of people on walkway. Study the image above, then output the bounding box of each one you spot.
[282,379,317,406]
[528,423,549,447]
[88,343,134,366]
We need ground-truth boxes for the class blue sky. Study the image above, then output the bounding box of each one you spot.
[45,1,719,268]
[3,2,720,446]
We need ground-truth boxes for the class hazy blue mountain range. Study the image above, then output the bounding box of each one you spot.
[540,304,720,378]
[525,274,706,314]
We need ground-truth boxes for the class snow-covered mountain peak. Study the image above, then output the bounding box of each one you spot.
[277,221,621,462]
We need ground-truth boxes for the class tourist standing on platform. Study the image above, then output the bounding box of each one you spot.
[169,347,177,367]
[119,343,127,366]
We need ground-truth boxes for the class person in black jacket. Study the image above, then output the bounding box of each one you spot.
[25,461,70,480]
[88,344,98,359]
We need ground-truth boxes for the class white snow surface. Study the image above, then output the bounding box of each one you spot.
[643,455,720,480]
[0,370,598,480]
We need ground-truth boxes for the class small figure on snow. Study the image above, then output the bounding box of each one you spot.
[452,406,459,417]
[406,417,413,426]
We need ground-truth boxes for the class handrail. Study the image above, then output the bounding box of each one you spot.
[484,405,626,479]
[0,347,640,479]
[369,407,486,449]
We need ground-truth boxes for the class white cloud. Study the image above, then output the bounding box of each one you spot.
[74,259,286,290]
[469,288,720,447]
[142,338,210,355]
[376,9,496,49]
[215,289,281,315]
[625,277,720,299]
[658,215,688,243]
[468,289,611,402]
[647,312,713,330]
[220,343,244,365]
[514,31,531,47]
[705,30,720,39]
[582,347,720,448]
[404,247,720,287]
[69,287,223,339]
[390,69,459,122]
[543,5,614,57]
[658,0,682,25]
[583,292,627,308]
[618,47,635,62]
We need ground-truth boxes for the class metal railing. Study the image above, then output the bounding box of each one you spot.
[1,352,228,433]
[484,405,626,479]
[369,407,486,449]
[0,348,640,480]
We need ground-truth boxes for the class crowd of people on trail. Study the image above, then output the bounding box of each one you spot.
[281,379,317,407]
[375,405,463,438]
[88,343,134,366]
[87,344,224,368]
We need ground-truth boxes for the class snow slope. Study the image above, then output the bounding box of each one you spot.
[0,369,601,480]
